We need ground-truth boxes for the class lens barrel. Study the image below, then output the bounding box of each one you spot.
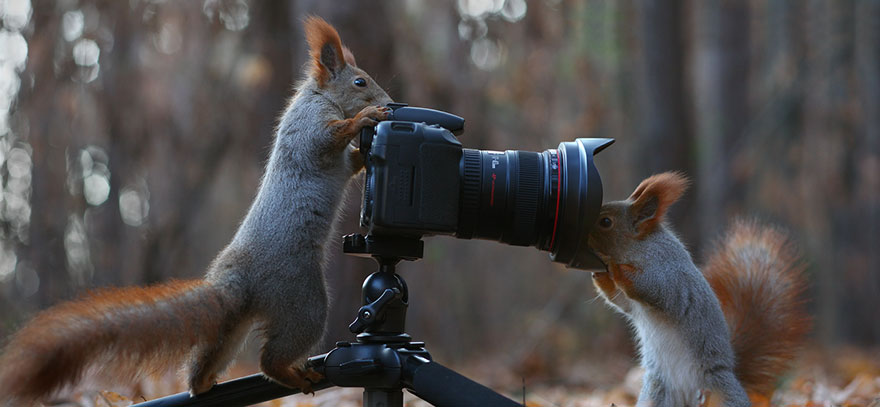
[456,149,555,247]
[456,139,614,269]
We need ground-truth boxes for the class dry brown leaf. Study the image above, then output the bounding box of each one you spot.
[96,391,132,407]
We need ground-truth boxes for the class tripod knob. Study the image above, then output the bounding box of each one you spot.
[349,288,401,334]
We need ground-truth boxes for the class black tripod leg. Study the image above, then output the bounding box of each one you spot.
[132,355,331,407]
[130,374,331,407]
[402,356,521,407]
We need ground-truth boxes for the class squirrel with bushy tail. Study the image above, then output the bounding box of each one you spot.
[588,172,810,407]
[0,17,393,405]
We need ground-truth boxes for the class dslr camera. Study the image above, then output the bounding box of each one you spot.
[355,103,613,269]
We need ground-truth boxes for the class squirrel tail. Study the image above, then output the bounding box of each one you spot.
[702,220,811,400]
[0,279,239,404]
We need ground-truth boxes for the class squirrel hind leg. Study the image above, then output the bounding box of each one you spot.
[704,368,750,407]
[256,312,326,393]
[187,317,254,395]
[258,330,324,393]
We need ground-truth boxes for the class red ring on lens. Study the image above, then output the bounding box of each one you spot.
[549,150,562,250]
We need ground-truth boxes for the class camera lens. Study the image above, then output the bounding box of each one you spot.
[455,139,614,269]
[356,107,614,269]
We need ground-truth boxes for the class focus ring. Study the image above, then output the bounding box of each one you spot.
[458,149,482,239]
[511,151,539,245]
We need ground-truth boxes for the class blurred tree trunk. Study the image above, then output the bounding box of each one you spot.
[21,8,69,309]
[248,1,296,156]
[92,1,132,287]
[800,0,859,346]
[833,0,880,346]
[854,0,880,345]
[634,0,696,242]
[693,0,750,247]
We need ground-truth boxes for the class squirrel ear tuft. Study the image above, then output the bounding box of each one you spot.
[342,46,357,67]
[628,171,689,236]
[304,16,347,87]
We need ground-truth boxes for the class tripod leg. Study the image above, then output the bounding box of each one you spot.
[132,355,331,407]
[403,356,521,407]
[131,373,332,407]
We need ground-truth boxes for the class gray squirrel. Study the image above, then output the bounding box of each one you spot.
[587,172,809,407]
[0,16,392,404]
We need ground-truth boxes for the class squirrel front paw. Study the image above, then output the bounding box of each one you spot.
[353,105,392,130]
[264,366,324,395]
[329,106,392,149]
[592,271,617,297]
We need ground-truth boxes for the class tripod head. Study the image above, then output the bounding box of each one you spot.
[343,234,423,342]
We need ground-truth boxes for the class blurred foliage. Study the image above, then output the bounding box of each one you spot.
[0,0,877,392]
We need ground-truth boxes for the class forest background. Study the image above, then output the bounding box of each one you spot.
[0,0,877,403]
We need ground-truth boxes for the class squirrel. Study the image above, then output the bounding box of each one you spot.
[0,16,392,405]
[587,172,810,407]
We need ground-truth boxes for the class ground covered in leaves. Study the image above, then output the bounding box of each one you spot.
[56,347,879,407]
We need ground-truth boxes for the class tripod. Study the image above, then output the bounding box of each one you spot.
[132,234,521,407]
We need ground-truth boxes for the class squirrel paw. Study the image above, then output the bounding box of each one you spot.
[267,366,324,395]
[291,367,324,395]
[189,376,218,396]
[591,271,617,297]
[354,105,392,129]
[330,106,391,147]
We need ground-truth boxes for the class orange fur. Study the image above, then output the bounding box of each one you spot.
[703,220,810,398]
[0,280,230,404]
[327,117,362,145]
[629,172,689,238]
[748,393,772,407]
[328,105,390,148]
[591,271,618,298]
[609,263,642,301]
[304,16,345,87]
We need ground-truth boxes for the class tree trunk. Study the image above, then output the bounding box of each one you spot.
[634,0,696,243]
[693,0,750,247]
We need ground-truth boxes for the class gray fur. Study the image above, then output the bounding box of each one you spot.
[590,198,750,407]
[190,55,391,392]
[628,229,749,407]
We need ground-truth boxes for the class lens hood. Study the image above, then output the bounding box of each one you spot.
[550,138,614,270]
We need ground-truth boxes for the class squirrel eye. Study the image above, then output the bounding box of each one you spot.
[599,217,613,229]
[353,77,367,87]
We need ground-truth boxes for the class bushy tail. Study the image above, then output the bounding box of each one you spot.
[702,220,810,398]
[0,279,237,405]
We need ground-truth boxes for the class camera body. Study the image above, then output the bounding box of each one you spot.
[357,103,613,270]
[360,104,465,237]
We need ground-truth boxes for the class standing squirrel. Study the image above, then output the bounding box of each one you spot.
[0,17,392,405]
[588,172,810,407]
